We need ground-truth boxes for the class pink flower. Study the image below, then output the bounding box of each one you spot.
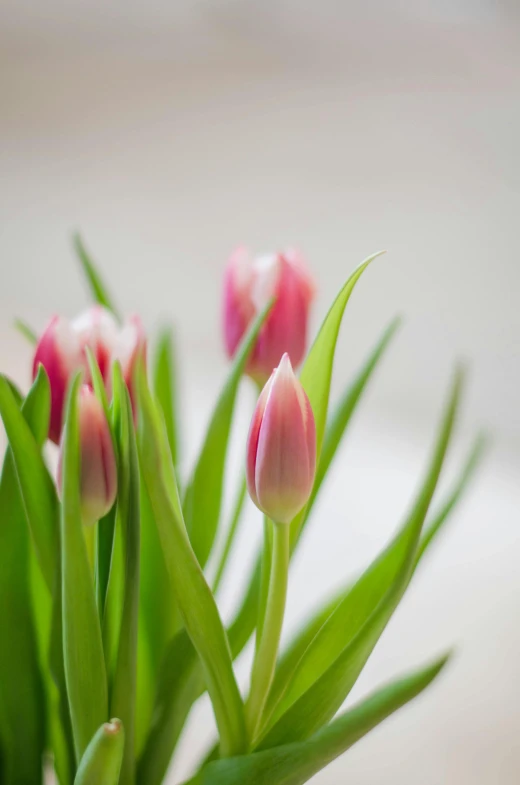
[246,353,316,524]
[57,386,117,525]
[223,248,315,385]
[32,306,145,443]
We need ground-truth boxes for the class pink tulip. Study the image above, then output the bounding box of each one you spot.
[32,306,146,443]
[223,247,315,385]
[57,386,117,525]
[246,353,316,524]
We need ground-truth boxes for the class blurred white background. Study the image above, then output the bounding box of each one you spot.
[1,1,519,783]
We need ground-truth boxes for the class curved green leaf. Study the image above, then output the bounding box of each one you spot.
[110,371,141,785]
[259,367,464,747]
[183,300,273,568]
[137,368,247,757]
[154,326,181,474]
[73,233,120,319]
[0,373,49,784]
[14,317,37,345]
[61,373,108,761]
[75,719,125,785]
[191,654,450,785]
[0,370,58,590]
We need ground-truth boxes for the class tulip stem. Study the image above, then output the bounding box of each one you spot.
[84,524,96,574]
[246,520,290,743]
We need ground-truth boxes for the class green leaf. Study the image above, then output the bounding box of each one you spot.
[212,475,248,594]
[290,251,385,549]
[304,316,401,528]
[191,654,450,785]
[110,371,141,785]
[74,719,125,785]
[183,299,273,568]
[153,326,181,473]
[0,369,58,591]
[417,431,488,564]
[259,367,464,747]
[61,373,109,761]
[227,314,398,667]
[0,374,49,784]
[137,368,247,757]
[137,629,203,785]
[14,317,37,345]
[73,233,120,320]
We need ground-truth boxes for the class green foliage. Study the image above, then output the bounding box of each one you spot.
[0,250,486,785]
[60,373,109,761]
[183,300,273,569]
[73,233,120,319]
[74,720,125,785]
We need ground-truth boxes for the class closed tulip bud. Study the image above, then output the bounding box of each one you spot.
[58,386,118,526]
[33,306,146,443]
[223,247,315,385]
[246,353,316,524]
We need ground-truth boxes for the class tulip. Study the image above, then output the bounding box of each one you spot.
[223,247,315,385]
[57,385,117,526]
[33,306,145,443]
[246,353,316,525]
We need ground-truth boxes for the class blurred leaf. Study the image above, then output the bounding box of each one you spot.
[137,629,203,785]
[189,654,449,785]
[303,316,401,530]
[153,326,181,474]
[73,233,120,320]
[74,719,125,785]
[417,431,488,564]
[290,251,385,549]
[212,476,248,594]
[60,373,108,761]
[227,314,398,666]
[183,299,273,568]
[0,369,58,590]
[110,370,141,785]
[85,347,117,618]
[14,317,37,345]
[259,367,464,747]
[137,368,247,756]
[0,374,49,784]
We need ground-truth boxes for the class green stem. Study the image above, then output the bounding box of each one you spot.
[212,476,247,595]
[84,524,97,574]
[246,521,290,743]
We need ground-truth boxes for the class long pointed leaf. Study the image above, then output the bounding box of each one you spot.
[153,326,181,473]
[0,371,58,590]
[183,300,273,568]
[192,654,450,785]
[61,373,108,761]
[137,368,247,757]
[110,371,141,785]
[0,373,49,784]
[259,367,464,747]
[73,233,120,319]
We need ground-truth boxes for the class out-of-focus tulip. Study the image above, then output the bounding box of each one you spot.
[32,306,146,443]
[223,247,315,385]
[246,353,316,524]
[57,386,118,525]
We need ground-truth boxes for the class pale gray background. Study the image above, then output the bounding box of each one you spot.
[1,2,519,783]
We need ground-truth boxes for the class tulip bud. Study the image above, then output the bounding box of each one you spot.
[223,247,315,385]
[33,306,146,443]
[57,386,117,525]
[32,316,84,443]
[246,353,316,524]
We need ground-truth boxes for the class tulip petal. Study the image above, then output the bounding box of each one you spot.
[223,247,256,359]
[246,376,273,509]
[33,316,83,443]
[254,355,314,524]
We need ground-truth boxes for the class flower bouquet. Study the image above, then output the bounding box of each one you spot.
[0,238,485,785]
